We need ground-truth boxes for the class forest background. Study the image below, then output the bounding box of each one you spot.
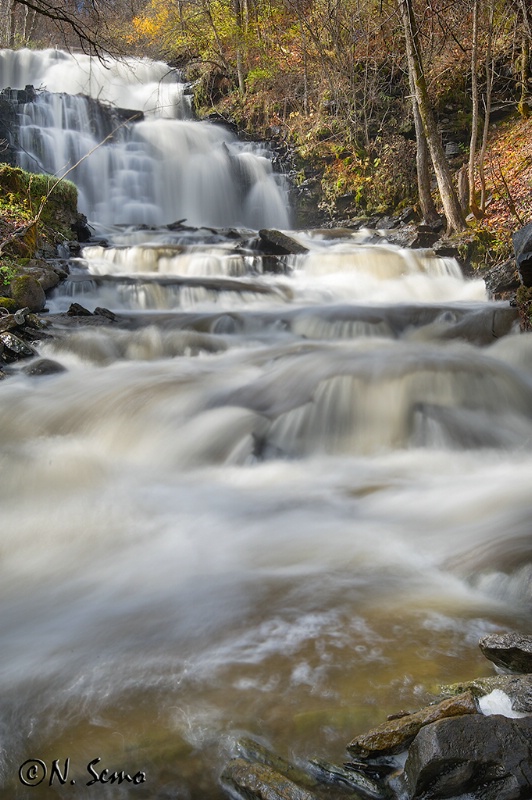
[0,0,531,264]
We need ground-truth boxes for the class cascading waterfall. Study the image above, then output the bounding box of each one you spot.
[0,48,290,228]
[0,47,531,800]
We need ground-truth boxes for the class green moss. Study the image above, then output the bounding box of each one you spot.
[0,164,78,257]
[454,228,512,271]
[0,296,17,312]
[9,274,45,312]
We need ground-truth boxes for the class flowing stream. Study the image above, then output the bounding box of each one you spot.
[1,49,532,799]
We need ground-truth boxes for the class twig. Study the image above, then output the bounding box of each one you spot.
[487,153,525,226]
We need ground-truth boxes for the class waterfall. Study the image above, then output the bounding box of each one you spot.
[0,48,290,228]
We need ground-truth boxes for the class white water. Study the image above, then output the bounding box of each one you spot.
[1,49,532,800]
[1,48,289,228]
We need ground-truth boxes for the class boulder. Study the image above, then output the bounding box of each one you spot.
[483,258,520,300]
[380,224,442,250]
[22,258,62,291]
[347,692,477,757]
[221,758,319,800]
[258,229,309,256]
[0,330,36,360]
[22,358,66,377]
[67,302,93,316]
[8,275,46,312]
[512,222,532,286]
[479,632,532,674]
[402,714,532,799]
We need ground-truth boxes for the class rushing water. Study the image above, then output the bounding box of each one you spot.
[1,49,532,800]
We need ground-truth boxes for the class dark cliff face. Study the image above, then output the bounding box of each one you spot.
[0,91,20,166]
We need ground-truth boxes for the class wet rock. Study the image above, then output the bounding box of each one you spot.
[432,241,461,260]
[483,258,520,300]
[221,758,320,800]
[0,331,37,359]
[347,692,477,757]
[71,212,93,242]
[16,311,47,344]
[259,255,287,274]
[94,307,117,321]
[0,311,20,332]
[65,240,82,256]
[306,758,387,798]
[440,674,532,712]
[67,302,93,316]
[50,262,70,282]
[9,274,46,312]
[479,632,532,674]
[22,358,66,377]
[512,221,532,286]
[258,229,309,256]
[409,226,442,249]
[234,738,318,789]
[24,312,48,331]
[401,714,532,799]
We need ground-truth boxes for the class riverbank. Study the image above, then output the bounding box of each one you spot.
[0,164,89,311]
[191,66,532,269]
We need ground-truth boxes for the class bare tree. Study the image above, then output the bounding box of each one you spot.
[468,0,480,215]
[478,0,495,212]
[398,0,466,232]
[409,73,438,223]
[7,0,120,55]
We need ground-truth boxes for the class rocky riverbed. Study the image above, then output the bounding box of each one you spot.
[219,632,532,800]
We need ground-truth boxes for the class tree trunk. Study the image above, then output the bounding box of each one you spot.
[468,0,480,214]
[479,0,494,212]
[518,33,530,117]
[409,76,438,223]
[233,0,246,94]
[399,0,466,233]
[457,164,469,211]
[7,0,16,47]
[300,21,309,116]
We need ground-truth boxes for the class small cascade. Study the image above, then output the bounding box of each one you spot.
[0,48,290,228]
[288,237,487,304]
[80,243,254,277]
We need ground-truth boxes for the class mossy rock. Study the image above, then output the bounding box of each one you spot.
[0,164,78,255]
[0,296,17,312]
[9,274,46,312]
